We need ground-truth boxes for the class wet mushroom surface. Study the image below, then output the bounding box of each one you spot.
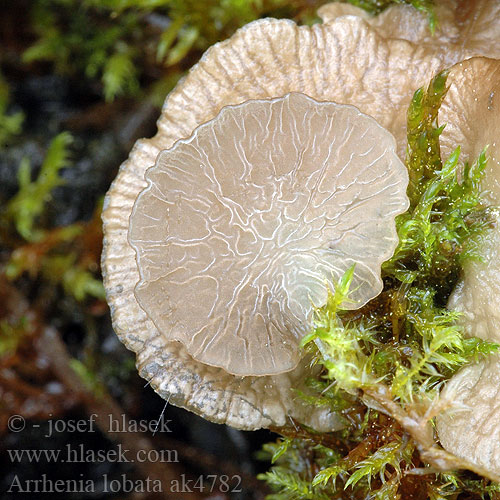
[128,93,408,377]
[102,12,444,430]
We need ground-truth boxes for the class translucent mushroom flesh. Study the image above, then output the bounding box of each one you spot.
[102,12,439,429]
[128,93,409,377]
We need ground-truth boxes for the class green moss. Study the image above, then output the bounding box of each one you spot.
[23,0,317,102]
[69,359,107,398]
[385,70,493,294]
[0,317,31,359]
[4,137,104,302]
[0,72,24,149]
[5,132,73,242]
[260,70,500,499]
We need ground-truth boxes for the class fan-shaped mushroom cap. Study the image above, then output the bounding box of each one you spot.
[439,57,500,344]
[128,93,408,377]
[319,1,457,49]
[102,14,439,429]
[434,57,500,474]
[319,1,500,66]
[153,16,444,161]
[438,356,500,474]
[440,58,500,208]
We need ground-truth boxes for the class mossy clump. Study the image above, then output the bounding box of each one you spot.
[259,71,500,499]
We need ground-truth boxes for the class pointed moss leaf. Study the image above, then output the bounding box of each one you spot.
[0,72,24,148]
[312,464,346,487]
[301,266,355,347]
[272,438,292,464]
[257,467,331,500]
[166,26,199,66]
[338,264,356,298]
[429,68,449,96]
[345,441,402,488]
[102,51,138,101]
[7,132,73,242]
[156,17,184,63]
[63,267,106,301]
[69,359,106,398]
[373,477,400,500]
[440,146,460,180]
[462,337,500,361]
[17,156,32,190]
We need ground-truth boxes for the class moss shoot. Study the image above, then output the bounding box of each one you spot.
[259,71,500,499]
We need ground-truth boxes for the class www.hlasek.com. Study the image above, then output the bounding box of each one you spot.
[8,444,178,464]
[8,473,243,494]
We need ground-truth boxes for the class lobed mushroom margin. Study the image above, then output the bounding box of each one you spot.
[127,92,409,378]
[103,2,500,466]
[102,9,448,431]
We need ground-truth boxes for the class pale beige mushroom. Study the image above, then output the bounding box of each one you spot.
[439,58,500,207]
[319,1,500,66]
[434,57,500,474]
[128,92,408,377]
[102,13,442,430]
